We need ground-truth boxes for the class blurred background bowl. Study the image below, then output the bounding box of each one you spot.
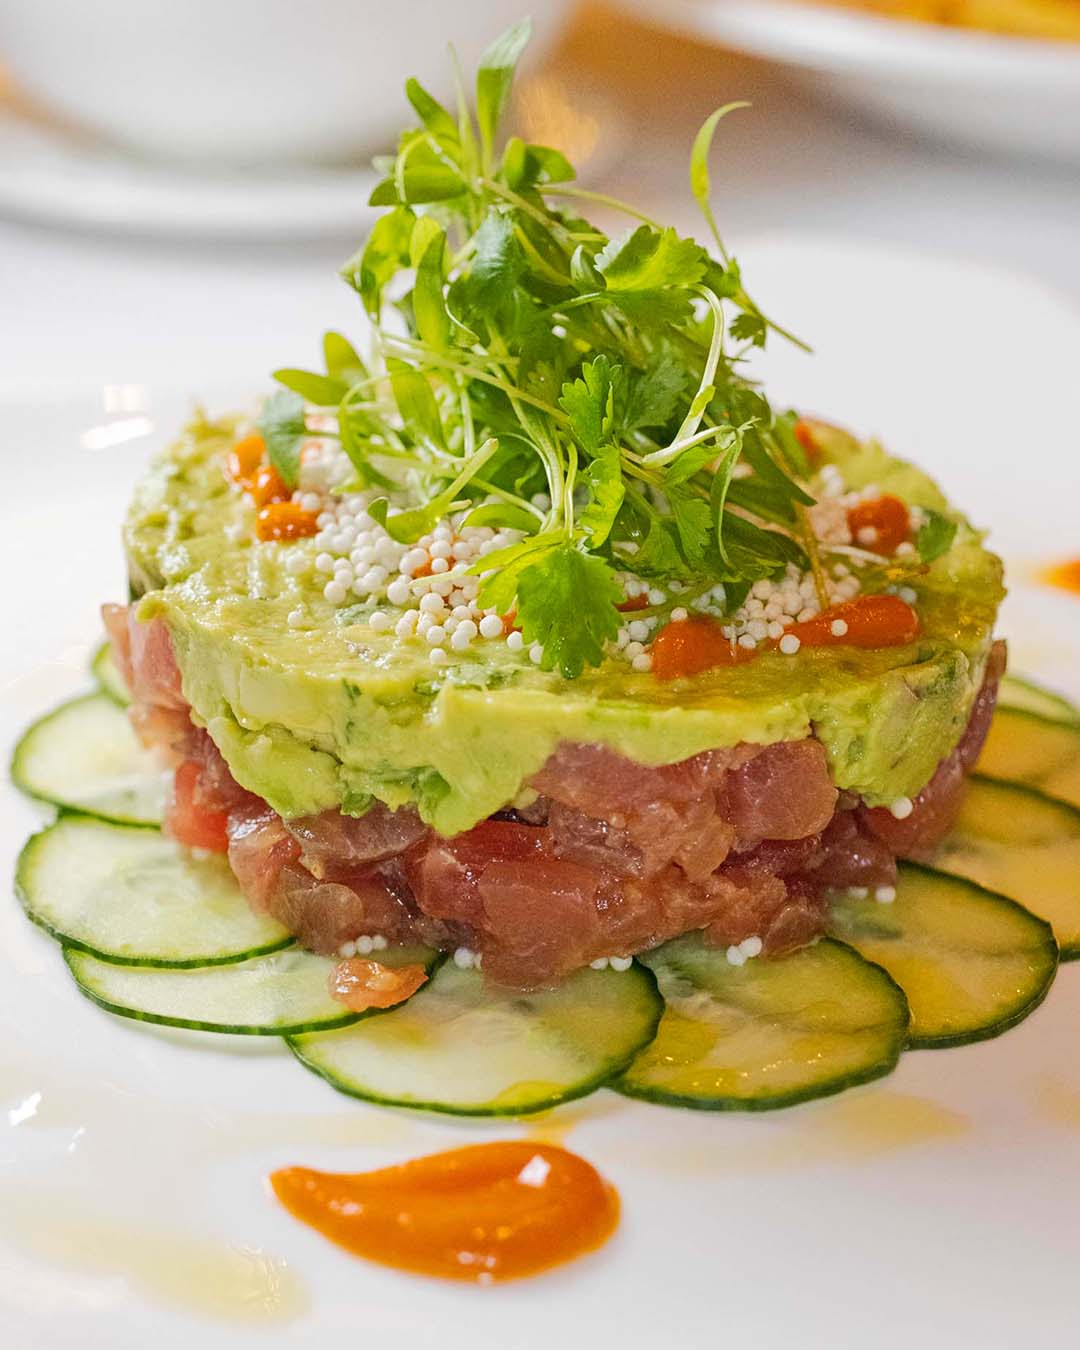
[618,0,1080,163]
[0,0,571,165]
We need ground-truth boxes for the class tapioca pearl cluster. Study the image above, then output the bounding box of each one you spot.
[337,934,390,958]
[725,935,763,967]
[713,563,862,657]
[607,574,671,673]
[297,437,352,495]
[294,476,533,662]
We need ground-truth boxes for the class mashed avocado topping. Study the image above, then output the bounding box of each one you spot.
[130,416,1002,834]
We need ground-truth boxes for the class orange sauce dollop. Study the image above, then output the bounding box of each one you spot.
[651,615,756,681]
[786,594,920,649]
[270,1142,619,1283]
[847,494,911,555]
[652,594,920,681]
[1043,558,1080,595]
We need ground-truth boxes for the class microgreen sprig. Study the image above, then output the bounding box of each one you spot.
[264,18,822,678]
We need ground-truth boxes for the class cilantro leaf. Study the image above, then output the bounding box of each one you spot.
[502,138,575,190]
[472,532,563,613]
[595,225,707,292]
[668,487,712,564]
[515,545,622,678]
[729,310,768,348]
[578,443,625,546]
[623,351,686,432]
[559,356,622,455]
[628,517,691,579]
[258,390,307,488]
[459,209,525,327]
[916,510,958,563]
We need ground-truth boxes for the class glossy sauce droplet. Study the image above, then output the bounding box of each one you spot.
[270,1141,619,1283]
[1042,558,1080,595]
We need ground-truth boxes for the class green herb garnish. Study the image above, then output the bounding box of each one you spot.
[268,19,821,678]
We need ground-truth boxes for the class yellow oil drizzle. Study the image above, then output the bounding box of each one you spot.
[793,1091,970,1160]
[0,1047,440,1322]
[1033,1076,1080,1129]
[598,1091,969,1177]
[1,1189,308,1324]
[520,1092,625,1147]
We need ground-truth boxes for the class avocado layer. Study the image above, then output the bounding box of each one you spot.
[127,417,1004,836]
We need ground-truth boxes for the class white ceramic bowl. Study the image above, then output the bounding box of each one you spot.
[0,0,571,164]
[619,0,1080,163]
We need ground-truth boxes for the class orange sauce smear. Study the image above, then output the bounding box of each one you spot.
[270,1141,619,1283]
[1043,558,1080,595]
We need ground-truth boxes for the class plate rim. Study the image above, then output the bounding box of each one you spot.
[619,0,1080,84]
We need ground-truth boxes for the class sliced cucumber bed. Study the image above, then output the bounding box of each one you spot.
[11,693,165,826]
[829,864,1057,1048]
[289,960,663,1116]
[613,935,908,1111]
[91,642,131,707]
[936,776,1080,958]
[998,674,1079,728]
[18,815,291,966]
[979,706,1080,811]
[64,944,437,1036]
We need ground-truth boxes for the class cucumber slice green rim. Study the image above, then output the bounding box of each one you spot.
[288,960,664,1117]
[829,862,1058,1050]
[978,706,1080,812]
[998,674,1079,728]
[91,642,131,707]
[11,693,166,827]
[63,944,438,1037]
[16,814,292,968]
[612,935,909,1112]
[935,775,1080,960]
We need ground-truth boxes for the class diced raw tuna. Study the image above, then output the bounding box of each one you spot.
[166,760,231,853]
[118,612,1004,989]
[285,805,429,879]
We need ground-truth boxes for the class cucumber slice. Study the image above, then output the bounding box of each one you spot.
[998,674,1079,727]
[613,935,908,1111]
[11,693,166,826]
[17,815,291,967]
[289,961,663,1117]
[63,944,436,1036]
[935,776,1080,957]
[978,706,1080,810]
[829,863,1057,1048]
[91,642,131,707]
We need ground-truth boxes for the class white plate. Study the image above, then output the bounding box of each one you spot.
[619,0,1080,162]
[3,238,1080,1348]
[0,103,378,241]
